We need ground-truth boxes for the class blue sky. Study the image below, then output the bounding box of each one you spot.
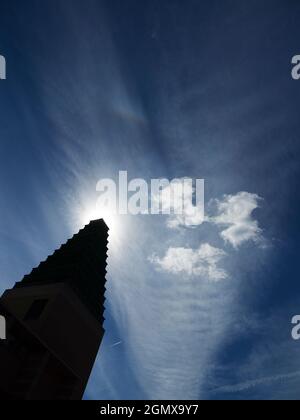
[1,0,300,400]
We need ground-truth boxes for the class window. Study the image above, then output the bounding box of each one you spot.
[24,299,48,321]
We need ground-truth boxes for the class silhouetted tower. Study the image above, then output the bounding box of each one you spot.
[0,219,108,400]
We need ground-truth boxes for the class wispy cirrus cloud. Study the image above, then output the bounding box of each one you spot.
[211,370,300,395]
[150,243,228,281]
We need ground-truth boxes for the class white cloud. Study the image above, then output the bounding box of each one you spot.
[160,187,264,250]
[211,192,263,249]
[150,243,228,281]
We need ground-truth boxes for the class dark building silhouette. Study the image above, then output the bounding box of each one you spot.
[0,219,108,400]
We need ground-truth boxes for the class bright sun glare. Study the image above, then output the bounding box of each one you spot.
[78,200,122,239]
